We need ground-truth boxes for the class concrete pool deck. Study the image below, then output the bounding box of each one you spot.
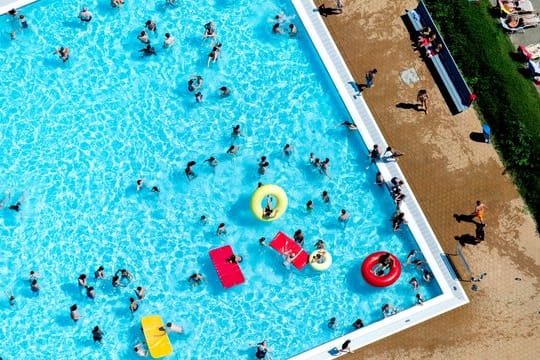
[310,0,540,359]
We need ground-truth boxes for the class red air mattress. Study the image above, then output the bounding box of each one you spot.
[209,245,245,289]
[269,231,309,270]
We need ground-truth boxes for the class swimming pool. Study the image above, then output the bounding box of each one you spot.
[0,0,463,359]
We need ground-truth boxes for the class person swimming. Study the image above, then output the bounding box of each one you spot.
[78,7,92,22]
[139,44,156,56]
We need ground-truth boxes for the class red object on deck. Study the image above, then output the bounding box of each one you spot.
[209,245,245,289]
[269,231,309,270]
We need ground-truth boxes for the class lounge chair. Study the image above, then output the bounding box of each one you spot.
[518,43,540,60]
[527,60,540,85]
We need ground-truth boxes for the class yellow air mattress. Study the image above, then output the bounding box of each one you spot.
[141,315,173,359]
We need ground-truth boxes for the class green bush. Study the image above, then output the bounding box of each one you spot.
[424,0,540,226]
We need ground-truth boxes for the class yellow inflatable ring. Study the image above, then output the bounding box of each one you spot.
[250,184,288,221]
[309,250,332,271]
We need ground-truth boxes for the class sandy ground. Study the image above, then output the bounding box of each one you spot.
[312,0,540,359]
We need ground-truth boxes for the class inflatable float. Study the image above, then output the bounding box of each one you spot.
[250,184,287,221]
[141,315,173,359]
[361,251,401,287]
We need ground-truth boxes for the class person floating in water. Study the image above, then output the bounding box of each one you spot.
[55,47,70,62]
[188,273,205,286]
[255,340,271,359]
[185,161,197,181]
[219,86,230,97]
[139,44,156,56]
[78,7,92,22]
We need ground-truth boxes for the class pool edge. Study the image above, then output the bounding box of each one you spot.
[288,1,469,359]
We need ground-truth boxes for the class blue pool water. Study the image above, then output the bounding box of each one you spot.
[0,0,441,359]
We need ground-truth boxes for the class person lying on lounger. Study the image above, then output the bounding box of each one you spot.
[506,14,540,28]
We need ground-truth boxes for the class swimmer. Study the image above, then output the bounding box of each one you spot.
[204,156,218,167]
[86,286,96,300]
[372,252,393,275]
[392,211,406,231]
[393,188,406,208]
[409,277,419,291]
[134,286,145,300]
[137,31,150,44]
[151,186,160,193]
[203,21,217,40]
[112,275,125,288]
[306,200,314,211]
[320,158,331,178]
[136,179,144,191]
[195,92,203,103]
[163,33,175,48]
[313,158,321,169]
[338,209,350,225]
[232,124,242,138]
[322,190,330,203]
[92,326,104,343]
[328,317,337,329]
[416,293,424,305]
[185,161,197,181]
[200,215,208,225]
[145,20,157,32]
[289,23,297,36]
[226,145,240,156]
[367,144,381,166]
[188,75,203,92]
[78,7,92,22]
[166,322,183,333]
[352,318,364,329]
[259,237,266,246]
[422,269,433,282]
[220,86,230,97]
[78,274,88,288]
[282,250,296,268]
[188,273,205,286]
[111,0,124,7]
[382,303,397,317]
[272,22,283,34]
[29,270,41,281]
[139,44,157,56]
[94,265,105,279]
[310,251,326,264]
[283,143,293,157]
[30,279,40,293]
[118,269,134,282]
[70,304,80,321]
[257,182,264,188]
[314,239,325,249]
[216,223,226,236]
[255,340,271,359]
[207,43,222,66]
[133,343,147,357]
[129,297,139,313]
[375,172,384,185]
[405,250,417,266]
[336,121,357,130]
[54,47,70,62]
[226,254,243,264]
[309,152,315,164]
[5,291,15,306]
[293,229,304,246]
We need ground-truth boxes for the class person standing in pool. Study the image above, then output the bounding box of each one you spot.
[134,286,145,300]
[185,161,197,181]
[255,340,271,359]
[216,223,226,236]
[220,86,230,97]
[129,297,139,313]
[328,317,337,329]
[293,229,304,247]
[94,265,105,280]
[30,279,40,294]
[78,7,92,22]
[322,190,330,203]
[338,209,350,226]
[92,326,104,344]
[70,304,80,321]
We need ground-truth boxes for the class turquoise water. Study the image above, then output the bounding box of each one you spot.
[0,0,441,359]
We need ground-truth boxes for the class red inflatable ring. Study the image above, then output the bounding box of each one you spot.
[361,251,401,287]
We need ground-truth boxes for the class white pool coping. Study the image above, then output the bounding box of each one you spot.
[289,1,469,359]
[0,0,38,15]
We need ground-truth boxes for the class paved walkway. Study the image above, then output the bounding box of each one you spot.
[312,0,540,359]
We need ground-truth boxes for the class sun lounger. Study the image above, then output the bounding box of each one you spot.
[500,17,525,33]
[498,0,535,15]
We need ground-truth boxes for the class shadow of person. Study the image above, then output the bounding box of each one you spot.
[453,213,479,224]
[396,103,423,111]
[314,4,343,17]
[454,234,480,246]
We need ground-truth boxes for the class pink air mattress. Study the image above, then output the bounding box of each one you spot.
[209,245,245,289]
[269,231,308,270]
